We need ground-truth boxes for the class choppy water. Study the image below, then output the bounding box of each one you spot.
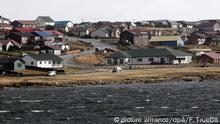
[0,81,220,124]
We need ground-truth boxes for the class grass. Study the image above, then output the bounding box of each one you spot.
[0,51,22,57]
[73,54,105,65]
[1,67,220,87]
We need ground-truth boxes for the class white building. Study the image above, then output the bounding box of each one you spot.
[52,42,71,51]
[22,53,63,69]
[54,21,74,33]
[40,46,62,56]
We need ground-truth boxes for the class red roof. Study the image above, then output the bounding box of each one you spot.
[14,28,39,33]
[46,30,63,36]
[15,20,35,25]
[204,52,220,59]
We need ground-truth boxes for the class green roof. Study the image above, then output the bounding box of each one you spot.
[107,48,192,58]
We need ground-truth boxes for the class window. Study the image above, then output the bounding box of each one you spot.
[149,58,154,62]
[107,59,112,64]
[39,61,42,64]
[49,61,51,64]
[31,61,34,65]
[128,59,131,63]
[137,58,143,62]
[119,59,124,64]
[17,63,22,68]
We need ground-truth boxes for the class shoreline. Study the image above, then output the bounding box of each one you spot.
[1,67,220,88]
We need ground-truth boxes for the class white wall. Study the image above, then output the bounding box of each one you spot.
[22,55,63,68]
[173,56,192,64]
[54,50,61,56]
[0,45,2,51]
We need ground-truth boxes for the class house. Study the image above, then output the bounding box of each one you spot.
[0,40,21,51]
[168,21,178,29]
[69,27,90,37]
[8,32,35,45]
[0,57,25,71]
[40,45,62,56]
[54,21,74,33]
[0,16,10,24]
[52,42,71,51]
[200,52,220,64]
[0,23,12,31]
[187,33,208,45]
[149,36,184,47]
[32,31,54,46]
[178,21,196,29]
[22,53,63,69]
[46,30,63,39]
[110,22,135,31]
[11,20,36,28]
[119,29,149,46]
[107,27,121,38]
[35,16,55,29]
[197,20,220,32]
[106,48,192,65]
[119,29,162,46]
[119,30,134,45]
[91,28,110,38]
[148,20,170,28]
[78,22,93,28]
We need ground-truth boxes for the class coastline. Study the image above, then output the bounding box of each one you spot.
[1,67,220,88]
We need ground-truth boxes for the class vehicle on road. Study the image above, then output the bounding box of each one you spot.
[112,66,122,73]
[47,71,56,76]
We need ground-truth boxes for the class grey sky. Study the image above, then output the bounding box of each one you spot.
[1,0,219,23]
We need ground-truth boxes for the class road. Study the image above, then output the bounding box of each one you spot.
[60,36,117,68]
[66,36,117,50]
[60,50,94,68]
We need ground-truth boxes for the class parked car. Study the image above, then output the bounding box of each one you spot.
[200,63,209,67]
[112,66,122,73]
[47,71,56,76]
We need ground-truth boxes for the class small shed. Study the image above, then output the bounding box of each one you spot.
[0,57,25,71]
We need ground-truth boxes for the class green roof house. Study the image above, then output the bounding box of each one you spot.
[106,48,192,65]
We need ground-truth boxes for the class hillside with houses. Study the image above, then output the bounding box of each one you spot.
[1,15,220,78]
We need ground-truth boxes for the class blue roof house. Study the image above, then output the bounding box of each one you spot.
[32,31,55,45]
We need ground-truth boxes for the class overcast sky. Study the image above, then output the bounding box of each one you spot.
[0,0,219,23]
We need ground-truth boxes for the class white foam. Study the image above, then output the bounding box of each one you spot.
[31,110,45,113]
[0,110,10,113]
[135,106,145,109]
[19,100,44,103]
[97,100,102,103]
[161,106,169,109]
[191,106,199,109]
